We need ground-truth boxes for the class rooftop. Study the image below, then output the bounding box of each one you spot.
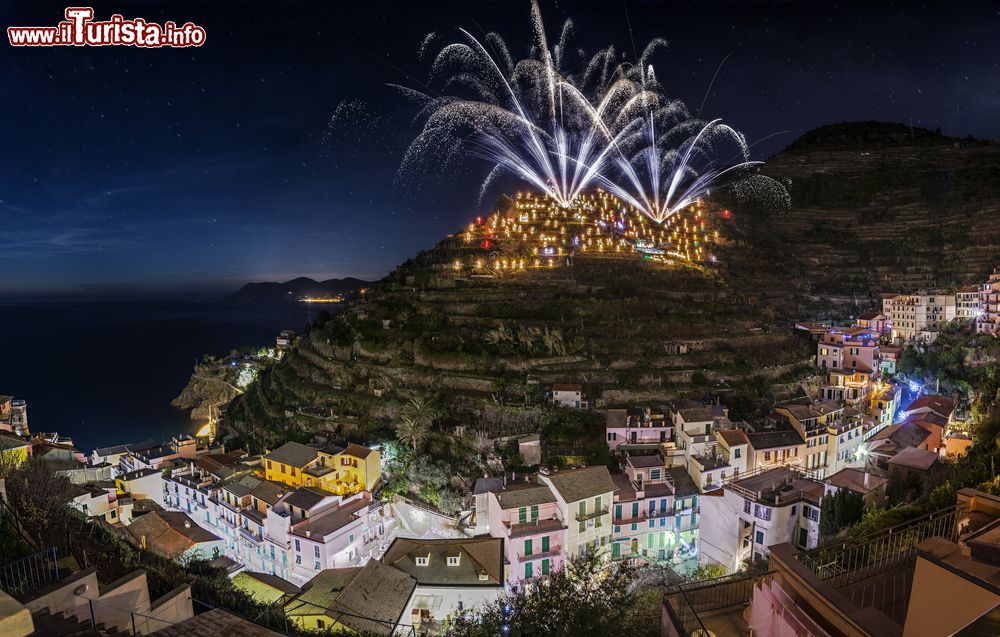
[904,395,956,418]
[543,466,615,503]
[888,446,939,470]
[825,467,888,494]
[729,467,824,506]
[745,429,804,450]
[286,561,416,636]
[263,441,318,468]
[290,496,369,539]
[717,429,749,446]
[342,443,374,459]
[494,481,557,510]
[150,608,284,637]
[283,485,338,511]
[382,536,504,586]
[125,511,220,559]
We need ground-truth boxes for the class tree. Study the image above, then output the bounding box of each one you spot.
[395,416,429,452]
[441,552,657,637]
[820,489,866,536]
[401,396,441,428]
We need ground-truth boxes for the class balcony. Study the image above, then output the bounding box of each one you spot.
[239,527,262,545]
[505,517,566,538]
[575,507,609,522]
[516,545,562,562]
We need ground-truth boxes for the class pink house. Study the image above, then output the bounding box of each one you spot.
[816,327,880,373]
[487,481,566,585]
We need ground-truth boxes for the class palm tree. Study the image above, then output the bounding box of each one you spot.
[402,396,441,428]
[395,416,429,452]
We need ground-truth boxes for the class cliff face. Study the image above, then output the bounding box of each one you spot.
[171,363,244,423]
[750,122,1000,313]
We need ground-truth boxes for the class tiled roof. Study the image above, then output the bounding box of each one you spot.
[382,536,504,587]
[543,466,615,503]
[263,441,318,467]
[888,447,939,470]
[287,561,416,636]
[718,429,749,446]
[342,443,374,459]
[282,486,337,511]
[904,395,956,418]
[125,511,219,559]
[825,468,888,494]
[552,383,582,391]
[494,482,556,510]
[626,454,664,468]
[746,429,804,450]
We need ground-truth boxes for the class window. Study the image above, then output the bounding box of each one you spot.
[542,558,550,575]
[519,507,527,524]
[754,504,772,521]
[295,555,302,564]
[541,536,550,552]
[734,448,741,459]
[524,562,533,580]
[314,560,321,570]
[756,531,765,545]
[447,555,460,566]
[416,556,429,566]
[764,451,771,461]
[594,496,602,512]
[290,467,296,477]
[317,620,325,630]
[267,460,272,470]
[578,501,587,518]
[349,533,354,543]
[530,505,539,521]
[615,504,622,521]
[314,545,320,558]
[632,502,639,518]
[294,539,300,551]
[109,510,116,520]
[524,539,533,556]
[744,499,751,514]
[607,432,616,441]
[280,464,286,474]
[650,469,661,480]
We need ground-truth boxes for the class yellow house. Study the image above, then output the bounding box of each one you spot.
[263,442,319,488]
[0,433,29,469]
[263,441,380,495]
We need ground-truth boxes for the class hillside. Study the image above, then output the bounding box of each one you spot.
[223,121,1000,459]
[224,276,369,304]
[225,191,814,455]
[736,121,1000,315]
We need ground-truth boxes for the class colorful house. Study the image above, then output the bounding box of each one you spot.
[486,480,566,584]
[264,441,380,495]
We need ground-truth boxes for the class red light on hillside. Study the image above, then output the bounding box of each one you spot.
[475,216,484,226]
[722,209,732,219]
[480,239,492,249]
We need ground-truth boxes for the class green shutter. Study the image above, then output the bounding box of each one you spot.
[579,501,586,517]
[519,507,527,524]
[612,542,620,558]
[541,536,549,552]
[524,562,533,580]
[542,558,550,575]
[524,539,533,556]
[530,504,539,521]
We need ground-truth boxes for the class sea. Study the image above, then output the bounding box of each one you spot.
[0,300,322,453]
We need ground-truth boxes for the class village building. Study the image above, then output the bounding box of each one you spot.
[539,466,615,559]
[383,537,505,632]
[485,480,565,585]
[549,383,586,408]
[823,467,888,509]
[699,466,825,573]
[882,292,957,343]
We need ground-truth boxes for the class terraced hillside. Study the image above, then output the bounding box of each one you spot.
[225,194,813,451]
[742,122,1000,315]
[223,121,1000,452]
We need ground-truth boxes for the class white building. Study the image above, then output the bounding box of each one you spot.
[539,466,615,558]
[382,537,505,631]
[883,292,956,343]
[550,384,586,409]
[699,467,825,573]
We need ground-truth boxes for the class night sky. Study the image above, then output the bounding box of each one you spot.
[2,1,999,297]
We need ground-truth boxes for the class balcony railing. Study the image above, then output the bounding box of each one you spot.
[575,507,609,522]
[796,506,957,588]
[516,545,562,562]
[505,517,566,537]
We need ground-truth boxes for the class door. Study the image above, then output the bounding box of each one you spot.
[798,527,808,548]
